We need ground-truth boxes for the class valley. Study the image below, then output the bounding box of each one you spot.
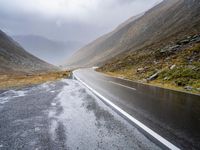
[0,0,200,149]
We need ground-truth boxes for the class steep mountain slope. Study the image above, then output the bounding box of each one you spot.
[98,0,200,96]
[64,13,144,68]
[0,30,58,75]
[13,35,82,65]
[64,0,200,68]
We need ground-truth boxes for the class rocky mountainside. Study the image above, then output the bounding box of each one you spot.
[0,30,58,75]
[64,0,200,68]
[99,34,200,93]
[13,35,82,65]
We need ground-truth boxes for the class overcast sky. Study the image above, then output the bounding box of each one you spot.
[0,0,161,43]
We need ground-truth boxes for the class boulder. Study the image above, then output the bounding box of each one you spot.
[164,77,169,80]
[170,64,176,70]
[160,45,180,53]
[147,72,159,81]
[177,39,190,45]
[142,79,148,83]
[137,67,145,73]
[184,86,193,91]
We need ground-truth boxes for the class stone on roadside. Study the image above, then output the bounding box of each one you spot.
[164,77,169,80]
[170,64,176,70]
[147,72,159,81]
[137,68,145,73]
[184,86,193,91]
[142,79,148,83]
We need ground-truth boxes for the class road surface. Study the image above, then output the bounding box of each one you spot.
[0,79,162,150]
[73,68,200,150]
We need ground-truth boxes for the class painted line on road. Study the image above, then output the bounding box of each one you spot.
[89,77,136,91]
[109,81,136,91]
[73,71,180,150]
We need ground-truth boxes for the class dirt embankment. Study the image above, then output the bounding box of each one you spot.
[0,71,70,90]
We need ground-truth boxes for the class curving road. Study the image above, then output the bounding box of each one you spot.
[73,68,200,150]
[0,79,161,150]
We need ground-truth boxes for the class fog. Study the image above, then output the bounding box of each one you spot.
[0,0,161,65]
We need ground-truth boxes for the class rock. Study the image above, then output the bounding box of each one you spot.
[170,45,180,51]
[142,79,148,83]
[147,72,159,81]
[164,77,169,80]
[118,76,125,79]
[196,38,200,43]
[154,60,159,64]
[160,45,180,53]
[191,34,200,42]
[160,46,170,53]
[137,67,145,73]
[179,39,190,45]
[170,64,176,70]
[184,86,193,91]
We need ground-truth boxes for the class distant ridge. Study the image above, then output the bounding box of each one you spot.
[13,35,82,65]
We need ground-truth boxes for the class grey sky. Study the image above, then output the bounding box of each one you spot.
[0,0,161,43]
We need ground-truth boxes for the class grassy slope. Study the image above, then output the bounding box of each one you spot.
[98,34,200,94]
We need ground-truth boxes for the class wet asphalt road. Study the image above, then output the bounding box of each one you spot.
[0,79,161,150]
[73,68,200,150]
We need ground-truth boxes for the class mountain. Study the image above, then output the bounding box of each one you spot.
[64,0,200,68]
[13,35,82,65]
[63,13,144,69]
[0,30,58,75]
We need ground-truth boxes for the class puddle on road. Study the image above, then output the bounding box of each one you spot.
[0,78,162,149]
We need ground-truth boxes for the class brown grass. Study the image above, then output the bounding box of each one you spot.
[0,71,70,90]
[98,37,200,95]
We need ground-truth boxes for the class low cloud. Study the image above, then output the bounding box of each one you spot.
[0,0,161,42]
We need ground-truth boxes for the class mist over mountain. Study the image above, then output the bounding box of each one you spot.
[0,0,160,48]
[13,35,83,65]
[64,0,200,68]
[0,30,58,74]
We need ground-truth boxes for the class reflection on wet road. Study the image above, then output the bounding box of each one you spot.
[0,79,161,150]
[74,68,200,150]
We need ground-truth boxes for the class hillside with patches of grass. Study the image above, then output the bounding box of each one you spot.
[98,34,200,94]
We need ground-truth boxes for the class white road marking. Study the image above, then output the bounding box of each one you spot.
[109,81,136,91]
[73,71,180,150]
[87,76,136,91]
